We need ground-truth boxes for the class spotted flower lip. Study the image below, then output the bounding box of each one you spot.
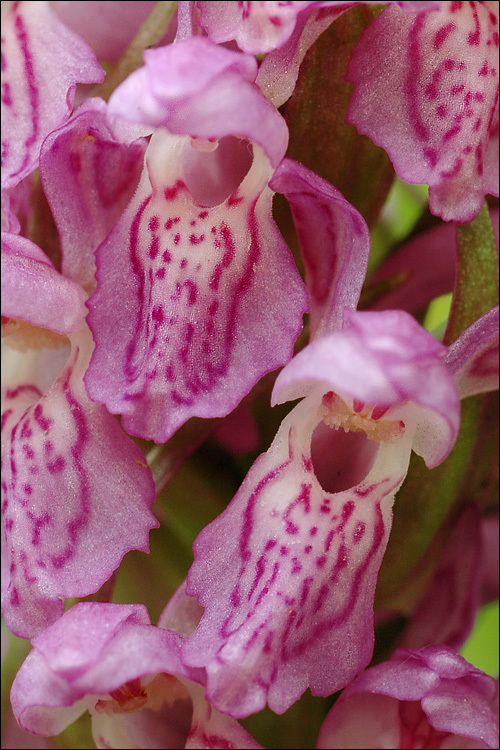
[317,645,499,749]
[10,601,262,749]
[1,0,104,190]
[346,1,499,223]
[181,309,460,718]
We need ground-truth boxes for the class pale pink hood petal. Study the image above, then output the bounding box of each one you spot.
[270,158,370,338]
[1,330,157,638]
[445,306,499,399]
[318,646,499,749]
[1,232,87,333]
[346,2,499,223]
[39,98,147,290]
[273,309,460,468]
[84,130,308,442]
[1,0,104,189]
[108,37,288,168]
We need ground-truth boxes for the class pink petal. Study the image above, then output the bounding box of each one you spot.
[1,0,104,189]
[273,309,460,468]
[1,331,157,638]
[85,130,308,442]
[39,98,147,289]
[182,387,412,717]
[347,2,500,223]
[196,1,315,54]
[270,158,370,338]
[108,37,288,168]
[445,306,499,399]
[318,647,499,750]
[1,232,87,333]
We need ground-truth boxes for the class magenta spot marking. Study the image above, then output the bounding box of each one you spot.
[5,518,14,531]
[280,545,289,556]
[43,440,53,454]
[189,233,205,245]
[352,399,364,413]
[353,521,366,544]
[342,501,355,522]
[439,156,463,178]
[148,235,159,259]
[22,444,34,459]
[152,305,164,325]
[211,226,216,234]
[474,92,484,102]
[310,526,318,536]
[434,23,456,50]
[69,151,82,173]
[299,576,314,608]
[23,483,32,495]
[10,588,20,606]
[155,268,166,279]
[316,555,327,569]
[33,405,51,432]
[162,249,171,263]
[164,181,185,201]
[20,421,32,439]
[443,58,455,71]
[174,233,181,245]
[190,219,196,226]
[291,557,302,574]
[467,3,480,46]
[324,528,335,553]
[148,216,160,232]
[198,210,209,219]
[47,455,65,474]
[227,192,243,207]
[265,539,276,551]
[450,84,465,95]
[443,123,462,142]
[425,83,438,101]
[479,61,489,76]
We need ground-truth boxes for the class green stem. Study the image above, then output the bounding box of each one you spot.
[444,201,499,345]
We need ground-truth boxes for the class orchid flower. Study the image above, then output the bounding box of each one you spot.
[317,645,499,749]
[82,36,371,442]
[181,307,462,717]
[10,600,262,749]
[346,1,500,223]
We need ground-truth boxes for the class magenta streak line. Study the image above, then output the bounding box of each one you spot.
[10,10,39,180]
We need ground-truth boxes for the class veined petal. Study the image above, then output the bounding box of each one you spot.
[1,329,157,639]
[85,130,308,443]
[270,158,370,338]
[182,386,412,717]
[445,306,499,399]
[39,98,147,290]
[346,2,499,223]
[108,37,288,167]
[1,232,87,333]
[1,0,104,189]
[273,309,460,468]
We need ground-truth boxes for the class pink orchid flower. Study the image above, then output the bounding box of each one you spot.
[317,645,499,749]
[10,600,262,749]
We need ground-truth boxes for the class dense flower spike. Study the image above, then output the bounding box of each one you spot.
[317,646,499,749]
[347,1,500,222]
[182,310,460,717]
[1,1,498,747]
[1,0,104,189]
[10,602,262,749]
[1,330,158,638]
